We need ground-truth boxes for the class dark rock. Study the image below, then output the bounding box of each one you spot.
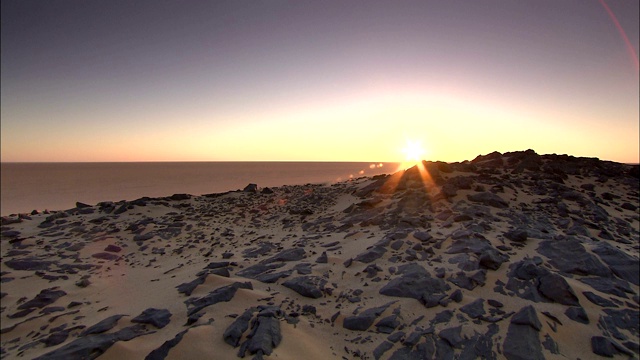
[343,302,394,331]
[5,259,53,271]
[538,273,580,306]
[373,341,394,360]
[459,298,485,319]
[243,183,258,193]
[80,315,125,336]
[583,291,618,308]
[169,193,190,201]
[591,336,615,357]
[438,326,464,348]
[104,244,122,253]
[542,334,560,354]
[511,305,542,331]
[579,277,633,298]
[503,323,544,360]
[222,308,256,347]
[145,329,188,360]
[42,330,70,347]
[354,246,387,263]
[236,262,286,280]
[379,264,450,306]
[131,308,172,329]
[467,192,508,208]
[18,288,67,310]
[375,315,400,334]
[413,231,433,242]
[504,229,528,243]
[537,239,611,277]
[592,242,639,285]
[316,251,328,263]
[446,236,493,255]
[34,325,151,360]
[282,276,326,298]
[185,282,253,316]
[246,309,282,356]
[565,307,589,324]
[91,252,120,261]
[448,289,463,303]
[479,249,507,270]
[133,233,154,241]
[261,248,305,263]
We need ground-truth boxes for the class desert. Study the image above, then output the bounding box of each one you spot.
[1,150,638,359]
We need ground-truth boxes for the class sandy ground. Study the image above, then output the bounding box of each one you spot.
[1,151,638,359]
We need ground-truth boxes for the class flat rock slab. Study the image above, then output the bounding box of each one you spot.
[282,276,327,298]
[537,239,611,277]
[379,264,449,305]
[343,302,395,331]
[467,192,508,208]
[34,324,152,360]
[132,308,172,329]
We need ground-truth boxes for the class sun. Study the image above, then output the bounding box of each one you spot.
[401,140,426,163]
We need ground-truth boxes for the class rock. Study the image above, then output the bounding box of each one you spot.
[504,229,528,243]
[583,291,618,308]
[282,276,326,299]
[245,309,282,356]
[579,277,633,298]
[133,233,154,241]
[373,341,394,360]
[537,239,611,277]
[459,298,485,319]
[438,326,464,348]
[379,264,450,306]
[145,329,188,360]
[91,252,120,261]
[261,248,305,263]
[236,262,286,281]
[343,302,394,331]
[375,315,400,334]
[185,282,253,316]
[538,273,580,306]
[503,323,544,360]
[223,308,256,347]
[565,307,589,324]
[354,246,387,263]
[5,259,53,271]
[479,249,507,270]
[511,305,542,331]
[169,193,190,201]
[316,251,328,263]
[131,308,172,329]
[34,325,151,360]
[80,315,125,336]
[467,192,508,208]
[591,336,615,357]
[104,244,122,253]
[18,288,66,310]
[243,183,258,193]
[592,242,639,285]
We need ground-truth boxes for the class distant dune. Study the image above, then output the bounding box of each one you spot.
[1,150,638,359]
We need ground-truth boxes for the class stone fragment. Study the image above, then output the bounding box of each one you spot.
[282,276,326,298]
[131,308,172,329]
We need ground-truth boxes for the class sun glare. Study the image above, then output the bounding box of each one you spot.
[402,140,425,162]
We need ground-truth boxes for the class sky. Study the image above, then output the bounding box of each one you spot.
[1,0,638,163]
